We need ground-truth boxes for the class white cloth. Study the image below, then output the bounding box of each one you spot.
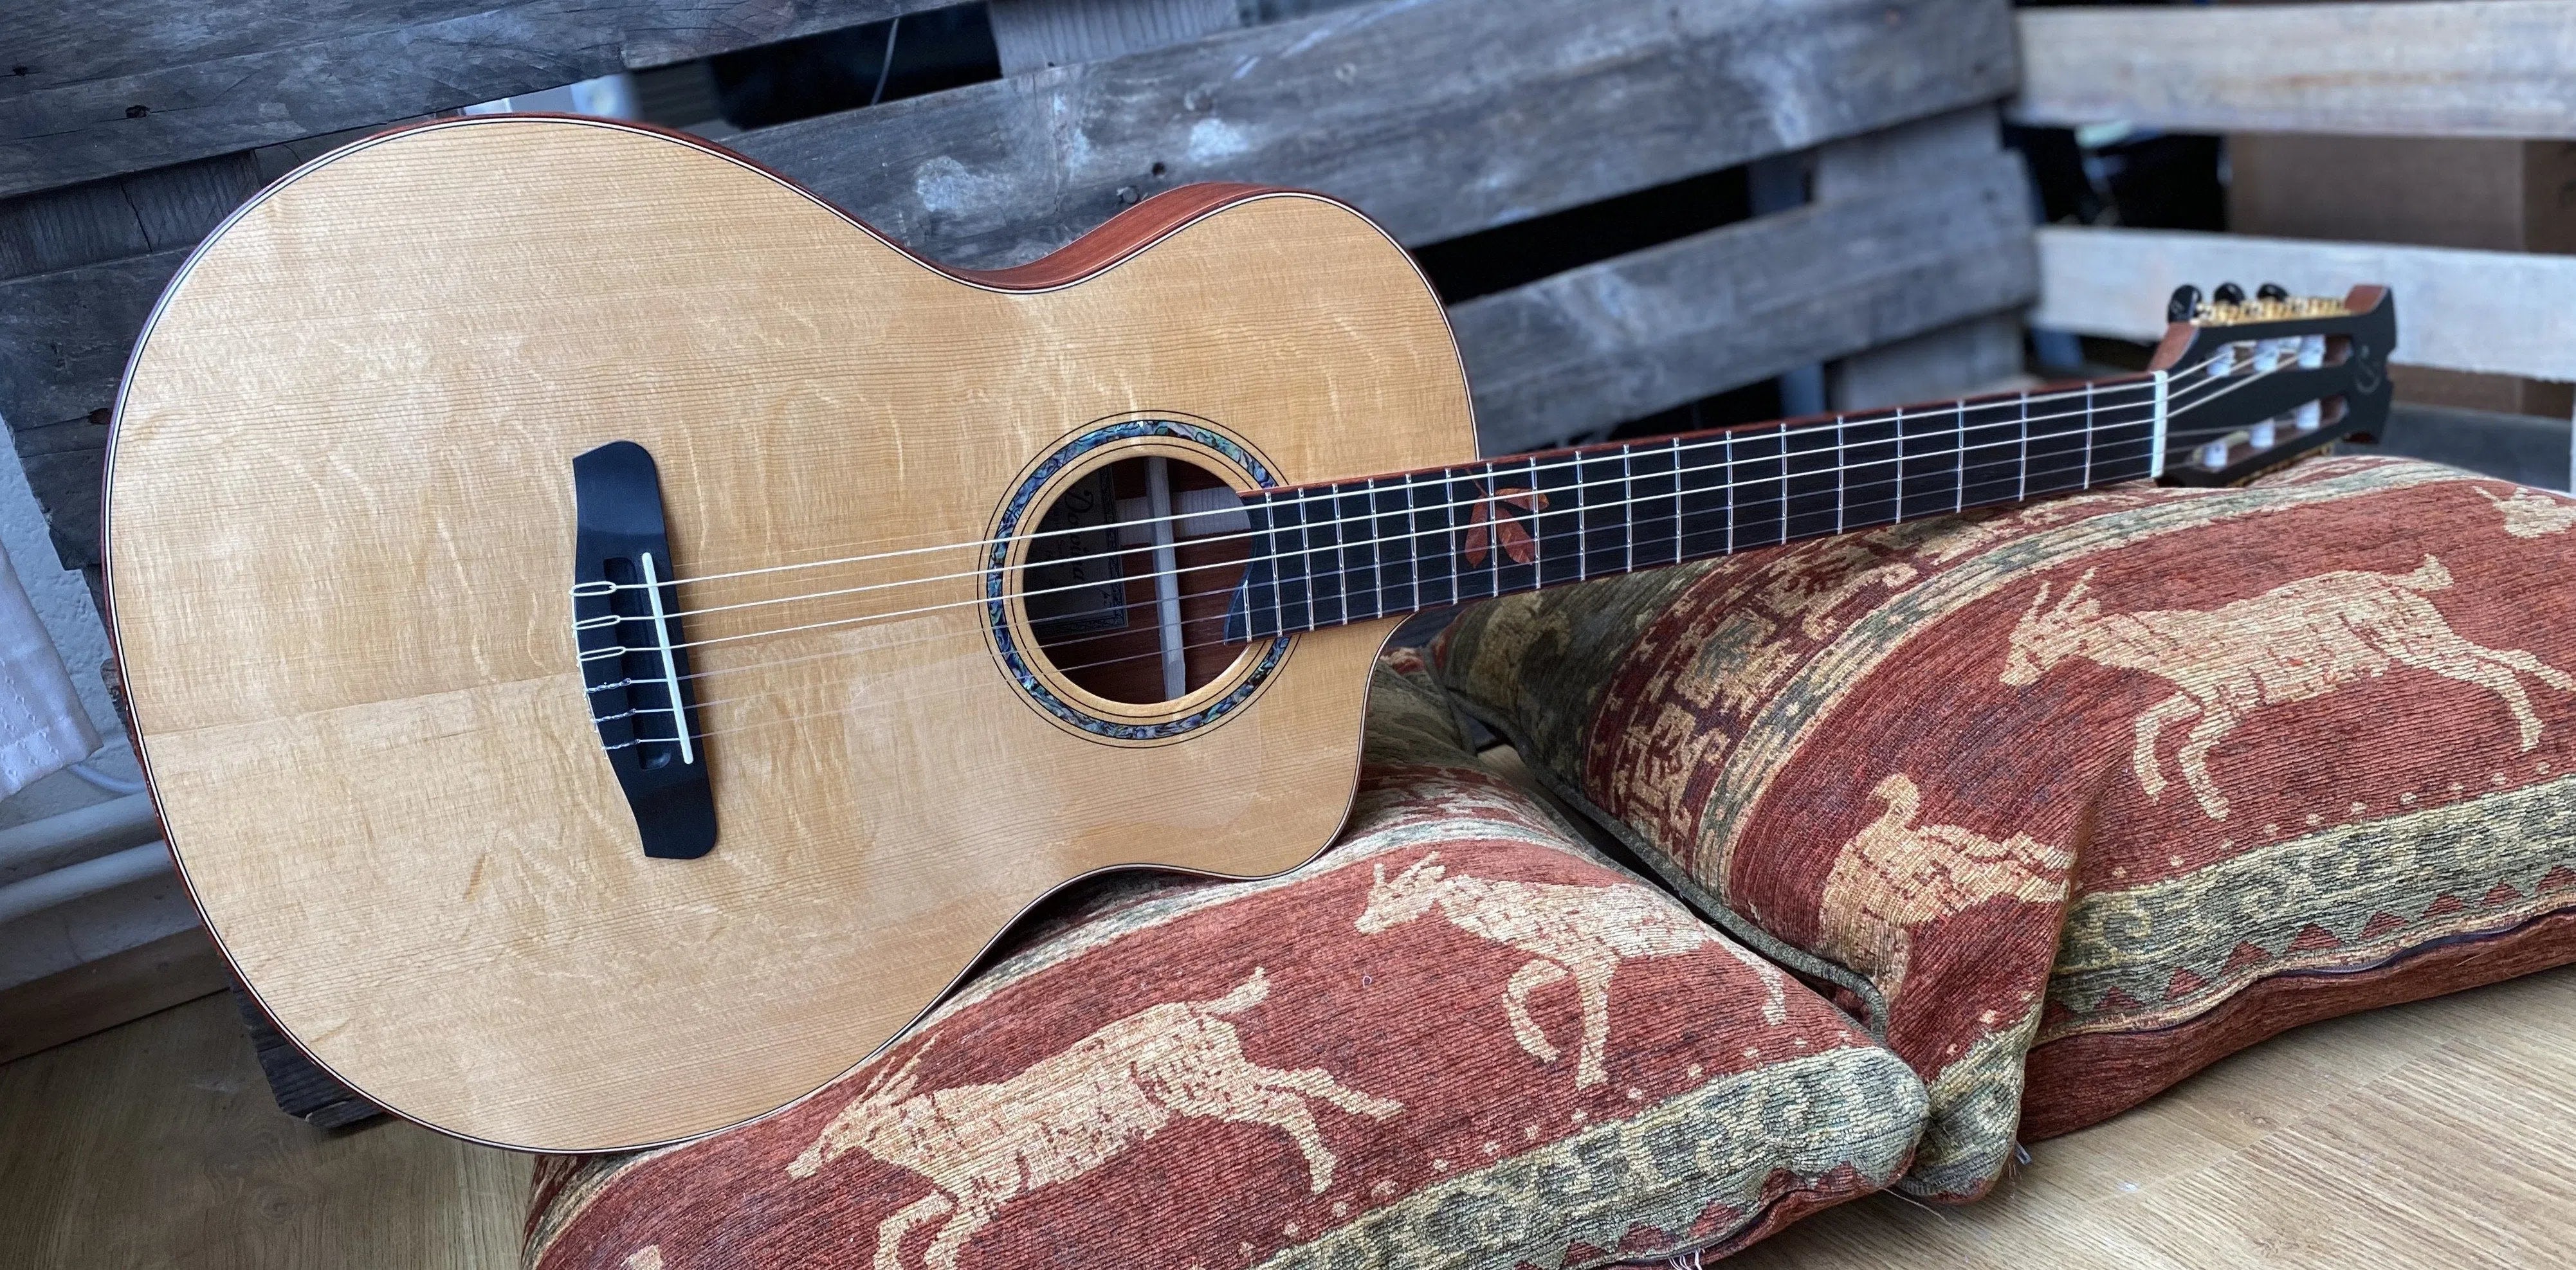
[0,543,98,798]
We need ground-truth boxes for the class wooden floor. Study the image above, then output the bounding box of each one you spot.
[5,963,2571,1268]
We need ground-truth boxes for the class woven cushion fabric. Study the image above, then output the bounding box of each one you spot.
[1430,456,2576,1201]
[524,653,1928,1270]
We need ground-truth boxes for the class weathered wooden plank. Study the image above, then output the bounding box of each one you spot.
[2015,2,2576,139]
[2031,224,2576,382]
[1456,152,2036,453]
[0,153,266,282]
[736,0,2020,268]
[0,250,185,434]
[0,0,950,199]
[1813,105,2029,410]
[988,0,1245,75]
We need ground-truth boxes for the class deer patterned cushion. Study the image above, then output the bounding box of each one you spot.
[522,653,1930,1270]
[1430,455,2576,1200]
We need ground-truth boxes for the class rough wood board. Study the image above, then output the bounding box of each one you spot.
[0,0,955,199]
[1457,153,2036,452]
[0,925,226,1064]
[735,0,2019,269]
[0,992,529,1269]
[2031,224,2576,383]
[2014,1,2576,140]
[989,0,1245,75]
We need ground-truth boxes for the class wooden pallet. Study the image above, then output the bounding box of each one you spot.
[2016,0,2576,491]
[1,0,2043,1118]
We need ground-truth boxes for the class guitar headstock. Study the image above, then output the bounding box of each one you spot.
[2148,282,2395,487]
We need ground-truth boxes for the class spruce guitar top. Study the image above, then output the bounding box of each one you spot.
[105,116,2394,1152]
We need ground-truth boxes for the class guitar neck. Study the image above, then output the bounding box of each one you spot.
[1227,371,2169,641]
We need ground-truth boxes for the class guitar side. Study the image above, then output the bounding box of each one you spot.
[104,117,1475,1152]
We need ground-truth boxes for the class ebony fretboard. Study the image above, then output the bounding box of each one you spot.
[1225,374,2165,641]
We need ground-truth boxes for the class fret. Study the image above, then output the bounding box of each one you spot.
[2016,390,2030,502]
[1499,453,1543,596]
[1672,437,1688,564]
[1525,450,1577,591]
[1335,480,1380,621]
[1305,482,1344,628]
[1782,418,1841,543]
[1709,425,1775,556]
[1369,476,1413,618]
[1414,472,1456,608]
[1556,448,1576,582]
[2025,387,2094,498]
[1447,466,1496,603]
[1272,493,1315,636]
[1951,401,1967,513]
[1403,474,1424,612]
[1838,410,1901,531]
[1896,406,1941,523]
[2080,383,2096,489]
[1236,370,2186,637]
[1959,391,2027,509]
[1620,446,1636,574]
[1892,406,1905,523]
[1233,500,1281,642]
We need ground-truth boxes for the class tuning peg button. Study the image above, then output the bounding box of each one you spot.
[2214,282,2246,304]
[2258,282,2290,301]
[2168,284,2204,322]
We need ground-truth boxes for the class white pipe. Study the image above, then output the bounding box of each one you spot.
[0,842,171,925]
[0,792,159,882]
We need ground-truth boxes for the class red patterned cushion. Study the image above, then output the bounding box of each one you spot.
[1432,456,2576,1199]
[523,655,1927,1269]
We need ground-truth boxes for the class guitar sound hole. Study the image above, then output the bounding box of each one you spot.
[1021,455,1252,706]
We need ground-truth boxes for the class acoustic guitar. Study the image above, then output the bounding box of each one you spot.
[105,115,2394,1151]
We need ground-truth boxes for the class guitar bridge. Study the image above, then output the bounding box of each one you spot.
[571,440,717,859]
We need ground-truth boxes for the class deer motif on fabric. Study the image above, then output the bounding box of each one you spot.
[2002,558,2575,819]
[2480,485,2576,538]
[787,968,1401,1270]
[1816,774,2072,1001]
[1355,853,1787,1088]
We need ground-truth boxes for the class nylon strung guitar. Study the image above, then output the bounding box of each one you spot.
[105,116,2394,1151]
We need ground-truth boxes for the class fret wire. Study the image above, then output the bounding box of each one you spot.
[1621,446,1635,573]
[1952,400,1966,513]
[1524,453,1542,593]
[1720,431,1733,556]
[1834,414,1847,535]
[1253,428,2164,631]
[2018,391,2029,501]
[1672,437,1686,565]
[1362,476,1384,619]
[1266,509,1283,639]
[2081,383,2096,488]
[1405,474,1422,613]
[1773,422,1789,546]
[1893,405,1905,523]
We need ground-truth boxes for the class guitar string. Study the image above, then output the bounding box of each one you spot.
[574,358,2225,597]
[572,356,2279,641]
[596,347,2333,736]
[574,409,2173,666]
[571,365,2293,667]
[603,402,2351,757]
[592,452,2140,736]
[590,437,2163,740]
[572,388,2162,637]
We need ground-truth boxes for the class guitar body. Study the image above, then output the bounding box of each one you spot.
[107,117,1473,1151]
